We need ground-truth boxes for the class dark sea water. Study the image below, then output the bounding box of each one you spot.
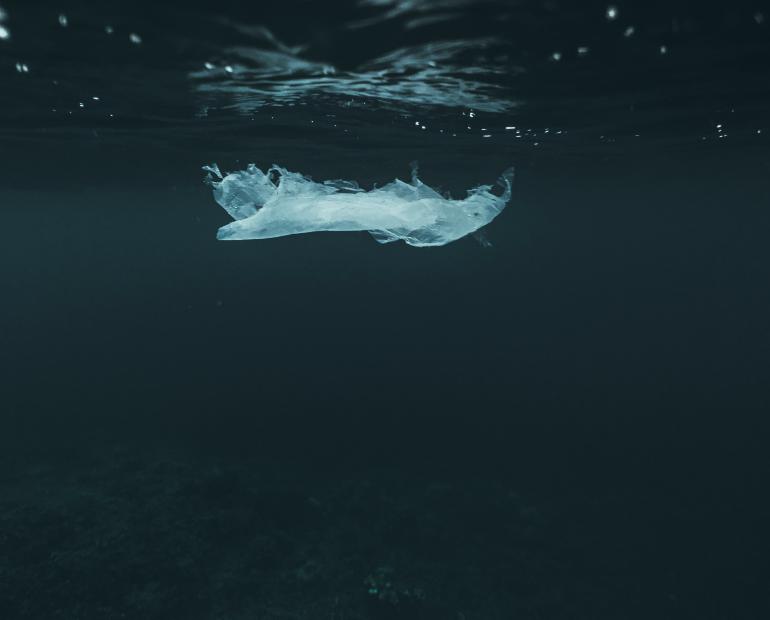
[1,1,770,618]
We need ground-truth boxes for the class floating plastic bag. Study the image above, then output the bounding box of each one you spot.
[204,162,512,247]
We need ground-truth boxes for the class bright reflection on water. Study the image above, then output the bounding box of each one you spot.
[191,38,518,113]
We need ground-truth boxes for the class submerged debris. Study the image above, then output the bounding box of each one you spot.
[205,163,512,247]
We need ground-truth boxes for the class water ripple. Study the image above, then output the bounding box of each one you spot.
[191,37,518,113]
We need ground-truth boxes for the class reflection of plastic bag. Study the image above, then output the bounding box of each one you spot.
[204,163,512,247]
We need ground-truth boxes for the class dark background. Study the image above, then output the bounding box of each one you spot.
[1,1,769,618]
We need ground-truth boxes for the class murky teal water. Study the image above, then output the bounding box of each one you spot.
[1,1,769,618]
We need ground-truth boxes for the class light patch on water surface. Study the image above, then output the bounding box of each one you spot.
[404,12,462,30]
[204,162,512,247]
[352,0,481,28]
[191,37,518,113]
